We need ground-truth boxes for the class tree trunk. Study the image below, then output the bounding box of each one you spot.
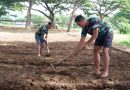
[99,14,104,20]
[50,12,54,23]
[25,0,33,30]
[67,0,81,32]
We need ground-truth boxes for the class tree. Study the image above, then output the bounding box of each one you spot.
[79,0,93,17]
[30,0,69,22]
[115,0,130,20]
[67,0,82,32]
[0,0,25,17]
[81,0,124,20]
[25,0,34,29]
[110,0,130,34]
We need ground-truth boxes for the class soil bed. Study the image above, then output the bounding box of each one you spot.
[0,41,130,90]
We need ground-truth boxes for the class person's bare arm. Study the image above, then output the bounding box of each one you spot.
[86,28,99,46]
[44,34,48,45]
[60,28,99,62]
[45,34,48,39]
[71,36,86,55]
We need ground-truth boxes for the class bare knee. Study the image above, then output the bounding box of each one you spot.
[94,46,102,55]
[94,49,99,55]
[102,48,109,55]
[40,44,44,48]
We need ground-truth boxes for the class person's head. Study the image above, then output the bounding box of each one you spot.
[75,15,88,28]
[47,22,54,29]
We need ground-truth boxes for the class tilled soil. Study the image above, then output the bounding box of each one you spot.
[0,41,130,90]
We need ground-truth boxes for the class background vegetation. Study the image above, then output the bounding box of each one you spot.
[0,0,130,46]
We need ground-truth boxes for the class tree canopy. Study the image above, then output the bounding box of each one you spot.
[0,0,25,17]
[1,0,130,33]
[80,0,125,20]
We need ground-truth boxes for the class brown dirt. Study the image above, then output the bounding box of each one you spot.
[0,27,130,90]
[0,41,130,90]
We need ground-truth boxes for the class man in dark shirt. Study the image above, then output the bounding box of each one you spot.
[35,22,54,57]
[71,15,113,78]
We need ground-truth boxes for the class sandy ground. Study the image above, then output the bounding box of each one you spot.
[0,29,81,42]
[0,29,130,53]
[0,27,130,90]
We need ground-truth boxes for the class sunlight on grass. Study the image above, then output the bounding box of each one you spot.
[119,40,130,47]
[114,33,130,47]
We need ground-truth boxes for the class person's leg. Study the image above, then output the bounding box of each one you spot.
[94,46,102,75]
[38,37,46,56]
[38,44,44,56]
[100,32,113,77]
[35,34,41,56]
[38,44,41,56]
[35,34,45,56]
[100,47,110,77]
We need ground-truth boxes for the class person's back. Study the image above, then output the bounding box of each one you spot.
[36,25,49,37]
[82,17,112,36]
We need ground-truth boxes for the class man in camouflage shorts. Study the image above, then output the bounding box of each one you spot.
[35,22,54,56]
[71,15,113,78]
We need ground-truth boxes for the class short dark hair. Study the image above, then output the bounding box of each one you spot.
[48,22,53,25]
[75,15,85,22]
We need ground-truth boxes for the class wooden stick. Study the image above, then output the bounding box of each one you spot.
[50,63,56,72]
[50,45,88,71]
[54,54,72,65]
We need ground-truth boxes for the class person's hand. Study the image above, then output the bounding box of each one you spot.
[70,52,74,55]
[83,44,90,49]
[45,35,47,38]
[70,51,78,55]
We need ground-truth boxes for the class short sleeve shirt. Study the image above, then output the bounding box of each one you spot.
[81,17,111,37]
[36,25,48,37]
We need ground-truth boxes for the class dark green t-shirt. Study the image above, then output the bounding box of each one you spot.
[81,17,112,37]
[36,25,48,37]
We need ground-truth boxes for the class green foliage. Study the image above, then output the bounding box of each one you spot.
[115,8,130,21]
[119,22,130,34]
[110,17,130,34]
[54,15,68,27]
[118,35,130,47]
[80,0,124,19]
[16,17,26,22]
[115,0,130,20]
[31,14,45,28]
[33,0,71,22]
[120,41,130,47]
[0,7,8,17]
[110,1,130,34]
[0,16,13,21]
[79,0,94,17]
[0,0,25,17]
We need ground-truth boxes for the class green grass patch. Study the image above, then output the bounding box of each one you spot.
[119,40,130,47]
[114,33,130,47]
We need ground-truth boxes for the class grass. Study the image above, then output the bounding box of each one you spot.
[114,33,130,47]
[119,40,130,47]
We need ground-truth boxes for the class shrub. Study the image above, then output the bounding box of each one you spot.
[31,14,45,28]
[110,17,130,34]
[16,17,26,22]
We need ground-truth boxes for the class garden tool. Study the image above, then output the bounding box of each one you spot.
[45,39,51,57]
[50,45,88,72]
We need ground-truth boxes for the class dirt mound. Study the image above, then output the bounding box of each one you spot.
[0,41,130,90]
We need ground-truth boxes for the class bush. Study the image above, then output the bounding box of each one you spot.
[16,17,26,22]
[31,14,45,28]
[110,17,130,34]
[0,16,13,21]
[118,22,130,34]
[119,38,130,47]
